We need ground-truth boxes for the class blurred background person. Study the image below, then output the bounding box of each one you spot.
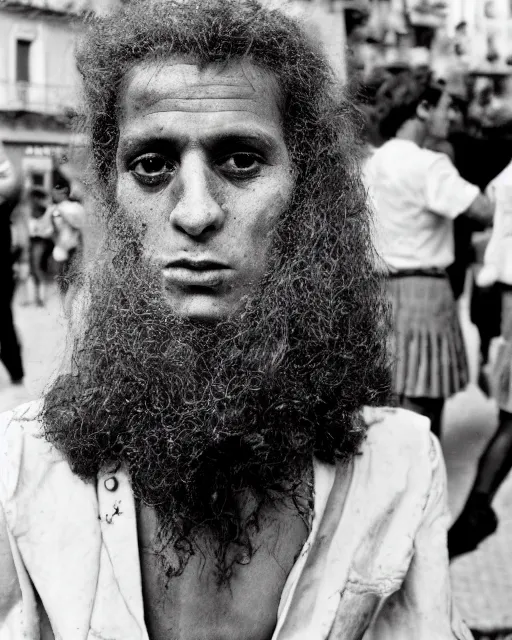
[463,72,512,394]
[449,157,512,558]
[424,79,502,393]
[10,184,30,300]
[0,141,24,386]
[51,197,85,296]
[355,65,392,151]
[27,185,55,307]
[47,164,85,297]
[364,70,494,437]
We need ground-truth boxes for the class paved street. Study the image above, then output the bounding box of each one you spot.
[1,283,511,635]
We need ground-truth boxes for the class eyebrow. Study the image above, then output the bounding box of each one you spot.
[118,126,281,157]
[206,131,278,151]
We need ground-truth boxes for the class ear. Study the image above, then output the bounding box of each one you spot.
[416,100,431,122]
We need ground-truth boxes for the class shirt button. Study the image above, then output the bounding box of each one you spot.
[104,477,119,492]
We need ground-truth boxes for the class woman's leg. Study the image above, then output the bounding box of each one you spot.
[0,273,24,383]
[472,410,512,501]
[29,238,46,305]
[401,396,445,439]
[448,410,512,559]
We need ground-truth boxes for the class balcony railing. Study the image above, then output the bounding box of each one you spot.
[0,80,78,115]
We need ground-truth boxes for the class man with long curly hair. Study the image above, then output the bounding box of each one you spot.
[0,1,471,638]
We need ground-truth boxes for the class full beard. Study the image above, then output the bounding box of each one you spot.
[42,194,390,581]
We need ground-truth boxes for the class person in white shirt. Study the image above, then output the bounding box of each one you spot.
[449,160,512,557]
[365,71,494,437]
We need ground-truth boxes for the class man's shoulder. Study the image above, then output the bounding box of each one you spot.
[0,399,66,501]
[360,406,434,475]
[342,408,440,525]
[362,405,430,439]
[313,409,439,559]
[316,408,435,498]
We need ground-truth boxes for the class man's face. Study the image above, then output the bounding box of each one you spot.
[426,91,457,140]
[115,59,294,321]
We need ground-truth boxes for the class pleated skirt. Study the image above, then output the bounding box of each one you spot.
[386,275,469,399]
[493,289,512,413]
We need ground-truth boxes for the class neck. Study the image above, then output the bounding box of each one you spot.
[395,117,427,147]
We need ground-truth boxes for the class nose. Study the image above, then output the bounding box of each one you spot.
[170,152,226,240]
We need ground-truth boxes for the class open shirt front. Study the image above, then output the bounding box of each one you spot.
[0,402,472,640]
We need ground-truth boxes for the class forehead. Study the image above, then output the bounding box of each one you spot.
[118,58,284,129]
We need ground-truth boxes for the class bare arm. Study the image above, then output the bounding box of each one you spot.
[461,192,494,227]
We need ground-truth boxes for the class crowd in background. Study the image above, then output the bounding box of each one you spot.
[0,141,84,387]
[357,62,512,560]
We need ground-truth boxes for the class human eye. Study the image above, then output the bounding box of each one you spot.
[217,152,264,179]
[129,153,176,186]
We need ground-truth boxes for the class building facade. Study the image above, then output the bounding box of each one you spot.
[349,0,512,80]
[0,0,92,192]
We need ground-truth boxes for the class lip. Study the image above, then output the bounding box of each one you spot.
[163,258,230,288]
[165,258,229,271]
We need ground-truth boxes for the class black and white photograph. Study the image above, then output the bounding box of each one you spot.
[0,0,511,638]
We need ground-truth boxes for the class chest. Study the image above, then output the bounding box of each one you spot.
[137,503,309,640]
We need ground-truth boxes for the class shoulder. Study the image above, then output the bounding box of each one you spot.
[381,141,455,177]
[369,139,403,161]
[421,148,468,185]
[362,405,431,446]
[0,400,62,502]
[358,407,439,491]
[370,141,441,179]
[416,146,456,173]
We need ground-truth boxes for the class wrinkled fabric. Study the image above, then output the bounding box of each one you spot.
[0,401,472,640]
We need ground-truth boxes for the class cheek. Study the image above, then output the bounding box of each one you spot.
[116,178,141,220]
[116,178,162,233]
[115,182,171,260]
[243,187,290,240]
[248,174,293,232]
[234,182,292,269]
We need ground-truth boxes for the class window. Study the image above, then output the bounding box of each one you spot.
[16,39,31,83]
[31,172,44,187]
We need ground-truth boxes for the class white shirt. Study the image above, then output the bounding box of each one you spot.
[364,139,480,272]
[0,401,472,640]
[481,160,512,286]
